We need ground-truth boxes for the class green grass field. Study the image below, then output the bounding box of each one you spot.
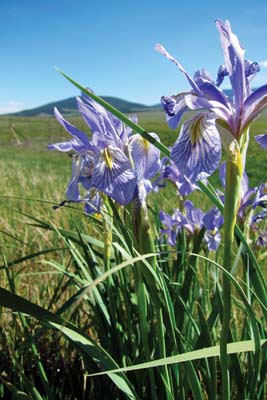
[1,110,267,399]
[0,109,266,256]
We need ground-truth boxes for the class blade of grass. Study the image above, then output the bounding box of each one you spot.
[0,287,139,400]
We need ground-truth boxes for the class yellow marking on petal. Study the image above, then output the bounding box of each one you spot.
[103,148,113,169]
[95,213,102,220]
[142,138,150,151]
[190,116,203,145]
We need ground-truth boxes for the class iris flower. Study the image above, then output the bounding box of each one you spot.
[160,201,223,251]
[49,93,160,212]
[156,19,267,182]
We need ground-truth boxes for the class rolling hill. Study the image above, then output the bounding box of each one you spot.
[12,96,161,117]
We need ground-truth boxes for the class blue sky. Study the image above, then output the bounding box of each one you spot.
[1,0,267,114]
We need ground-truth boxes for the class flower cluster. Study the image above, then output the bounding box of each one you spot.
[160,201,223,251]
[49,92,161,213]
[156,19,267,183]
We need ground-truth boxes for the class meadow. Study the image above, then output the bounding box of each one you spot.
[0,108,267,399]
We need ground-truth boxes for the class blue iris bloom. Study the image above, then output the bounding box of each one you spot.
[156,19,267,182]
[49,92,161,212]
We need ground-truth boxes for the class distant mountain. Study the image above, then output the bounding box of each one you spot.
[9,88,244,118]
[11,96,162,117]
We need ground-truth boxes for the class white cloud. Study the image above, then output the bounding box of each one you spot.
[259,61,267,68]
[0,100,24,115]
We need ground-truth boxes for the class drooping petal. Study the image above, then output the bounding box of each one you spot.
[66,156,84,201]
[130,133,161,180]
[203,208,223,231]
[84,189,102,214]
[161,94,189,129]
[185,94,232,125]
[215,19,246,109]
[184,200,204,230]
[171,113,222,182]
[204,230,222,251]
[92,146,137,205]
[255,134,267,149]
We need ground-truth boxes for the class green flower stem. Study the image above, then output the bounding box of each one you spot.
[221,156,242,400]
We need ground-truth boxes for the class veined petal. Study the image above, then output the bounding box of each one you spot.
[66,157,84,201]
[155,43,202,95]
[243,85,267,109]
[54,107,91,148]
[171,113,222,182]
[242,86,267,130]
[130,132,161,180]
[77,95,119,141]
[255,134,267,149]
[215,19,246,110]
[92,146,137,205]
[185,94,232,124]
[76,96,106,134]
[197,81,230,108]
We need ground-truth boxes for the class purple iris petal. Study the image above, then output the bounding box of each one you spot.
[216,65,229,86]
[255,134,267,149]
[54,107,92,151]
[215,19,246,110]
[92,146,137,205]
[238,187,257,219]
[155,43,202,95]
[161,95,189,129]
[48,141,74,152]
[253,210,267,223]
[254,183,267,208]
[245,60,260,79]
[66,157,84,201]
[242,86,267,130]
[154,157,198,196]
[203,208,223,231]
[184,200,204,232]
[203,208,223,251]
[158,19,267,144]
[204,230,222,251]
[130,133,161,180]
[76,96,119,144]
[198,82,230,107]
[84,189,102,214]
[171,113,221,182]
[193,70,230,107]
